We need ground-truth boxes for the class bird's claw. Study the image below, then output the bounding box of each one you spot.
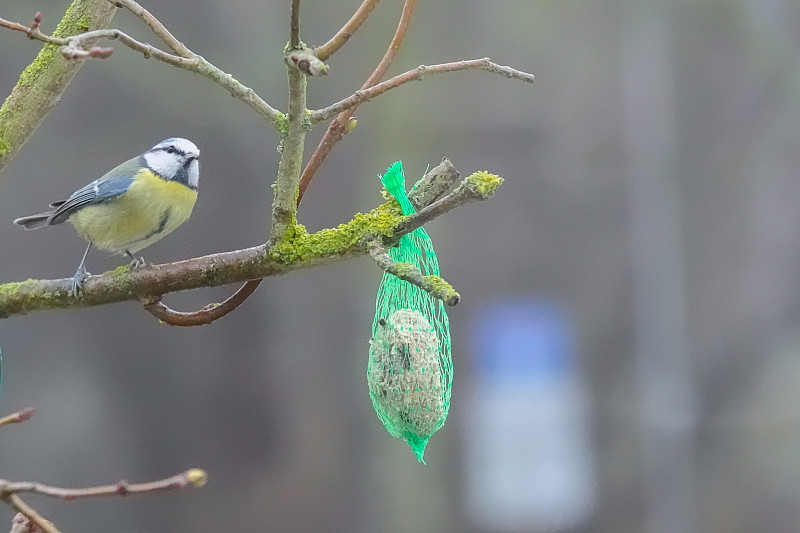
[70,265,90,297]
[126,251,146,269]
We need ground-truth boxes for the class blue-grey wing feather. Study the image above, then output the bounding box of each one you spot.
[14,157,143,229]
[50,173,136,224]
[47,156,143,225]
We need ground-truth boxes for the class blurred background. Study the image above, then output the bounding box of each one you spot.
[2,0,800,532]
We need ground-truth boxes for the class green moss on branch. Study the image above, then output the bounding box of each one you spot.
[269,201,403,265]
[466,171,504,198]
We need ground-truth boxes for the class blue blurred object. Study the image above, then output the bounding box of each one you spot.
[472,299,574,379]
[463,297,596,532]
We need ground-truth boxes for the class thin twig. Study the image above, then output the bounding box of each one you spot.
[0,14,283,127]
[363,0,416,87]
[0,469,207,501]
[310,58,535,124]
[290,0,301,48]
[297,0,417,203]
[3,495,59,533]
[0,17,40,37]
[140,279,262,326]
[110,0,191,56]
[368,240,460,305]
[0,408,35,428]
[314,0,381,61]
[0,17,170,60]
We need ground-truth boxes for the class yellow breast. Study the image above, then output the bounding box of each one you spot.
[69,169,197,254]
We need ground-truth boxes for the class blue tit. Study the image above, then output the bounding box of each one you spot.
[13,138,200,295]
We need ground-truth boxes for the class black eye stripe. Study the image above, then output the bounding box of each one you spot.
[155,146,187,157]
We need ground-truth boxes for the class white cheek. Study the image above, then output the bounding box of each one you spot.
[188,159,199,188]
[144,151,180,177]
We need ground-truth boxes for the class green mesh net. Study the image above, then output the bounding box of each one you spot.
[369,161,452,463]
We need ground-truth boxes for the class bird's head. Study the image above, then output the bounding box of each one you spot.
[143,138,200,189]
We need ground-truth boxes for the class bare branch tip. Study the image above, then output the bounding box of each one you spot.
[185,469,208,488]
[0,407,36,427]
[31,12,41,31]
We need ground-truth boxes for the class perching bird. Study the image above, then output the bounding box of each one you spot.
[13,138,200,295]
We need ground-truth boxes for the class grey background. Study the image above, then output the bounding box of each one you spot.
[2,1,800,532]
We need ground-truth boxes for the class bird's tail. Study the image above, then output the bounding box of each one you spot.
[13,211,54,230]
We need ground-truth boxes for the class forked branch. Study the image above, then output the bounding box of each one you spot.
[297,0,417,202]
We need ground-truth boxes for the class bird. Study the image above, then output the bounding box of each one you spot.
[13,138,200,295]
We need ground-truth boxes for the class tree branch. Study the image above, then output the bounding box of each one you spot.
[0,469,207,501]
[394,171,503,237]
[270,66,308,240]
[110,0,191,56]
[315,0,382,61]
[1,410,206,533]
[309,58,535,124]
[0,10,283,129]
[1,470,206,531]
[140,279,262,326]
[0,0,118,176]
[0,169,503,318]
[404,158,461,209]
[368,240,460,305]
[297,0,417,203]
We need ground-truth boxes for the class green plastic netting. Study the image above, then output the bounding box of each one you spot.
[368,161,452,463]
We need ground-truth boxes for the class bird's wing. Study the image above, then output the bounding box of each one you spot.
[49,158,142,224]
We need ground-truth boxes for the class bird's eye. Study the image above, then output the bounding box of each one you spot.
[167,147,176,154]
